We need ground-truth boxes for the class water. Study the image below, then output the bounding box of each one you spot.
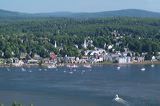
[0,64,160,106]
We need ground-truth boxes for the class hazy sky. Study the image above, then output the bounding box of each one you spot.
[0,0,160,13]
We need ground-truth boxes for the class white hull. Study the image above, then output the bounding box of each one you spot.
[83,64,91,68]
[66,64,78,68]
[48,65,57,69]
[141,68,145,71]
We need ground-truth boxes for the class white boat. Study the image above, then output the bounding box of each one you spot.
[47,64,57,69]
[83,64,92,68]
[141,67,145,71]
[38,68,42,71]
[114,94,120,101]
[66,64,78,68]
[114,94,129,105]
[151,64,155,67]
[117,66,120,70]
[29,70,32,73]
[69,71,73,74]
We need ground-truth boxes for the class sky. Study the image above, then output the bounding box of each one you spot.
[0,0,160,13]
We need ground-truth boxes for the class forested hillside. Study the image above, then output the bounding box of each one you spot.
[0,17,160,58]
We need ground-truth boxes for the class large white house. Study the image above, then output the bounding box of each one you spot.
[118,57,131,64]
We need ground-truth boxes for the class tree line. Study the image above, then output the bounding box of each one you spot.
[0,17,160,58]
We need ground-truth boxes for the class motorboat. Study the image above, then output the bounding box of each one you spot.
[151,64,155,67]
[47,64,57,69]
[114,94,129,105]
[114,94,120,101]
[117,66,121,70]
[66,64,78,68]
[69,71,73,74]
[141,67,145,71]
[83,64,91,68]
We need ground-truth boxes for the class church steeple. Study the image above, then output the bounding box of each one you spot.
[83,39,87,49]
[54,41,57,48]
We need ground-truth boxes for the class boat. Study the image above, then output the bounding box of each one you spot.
[114,94,129,105]
[83,64,91,68]
[151,64,155,67]
[114,94,120,101]
[117,66,120,70]
[38,68,42,71]
[29,70,32,73]
[47,64,57,69]
[141,67,145,71]
[66,64,78,68]
[69,71,73,74]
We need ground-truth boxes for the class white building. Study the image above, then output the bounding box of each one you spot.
[108,45,113,50]
[118,57,131,64]
[27,59,39,64]
[12,60,24,67]
[151,56,157,61]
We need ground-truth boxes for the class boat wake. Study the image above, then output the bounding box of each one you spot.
[113,94,131,106]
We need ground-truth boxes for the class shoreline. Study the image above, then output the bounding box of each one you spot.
[0,61,159,68]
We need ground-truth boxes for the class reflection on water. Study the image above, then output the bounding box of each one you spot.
[0,64,159,106]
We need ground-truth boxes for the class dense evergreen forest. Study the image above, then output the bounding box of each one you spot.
[0,17,160,58]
